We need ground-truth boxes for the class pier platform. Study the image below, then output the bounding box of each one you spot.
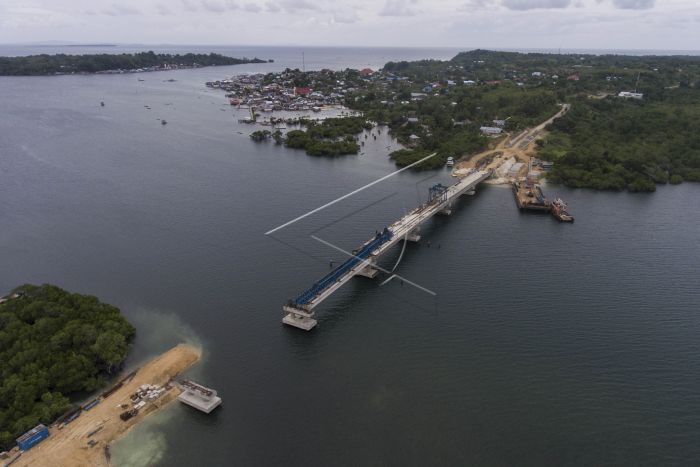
[178,380,222,414]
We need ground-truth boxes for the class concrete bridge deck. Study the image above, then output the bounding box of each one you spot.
[283,169,492,330]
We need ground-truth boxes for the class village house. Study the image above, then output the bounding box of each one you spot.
[480,126,503,135]
[618,91,643,99]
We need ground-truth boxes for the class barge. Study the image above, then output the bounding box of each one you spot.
[512,180,550,211]
[513,180,574,222]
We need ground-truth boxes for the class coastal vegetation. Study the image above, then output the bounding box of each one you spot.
[353,83,558,168]
[0,284,135,450]
[282,117,370,156]
[0,51,269,76]
[250,130,272,142]
[357,49,700,184]
[542,92,700,191]
[219,48,700,190]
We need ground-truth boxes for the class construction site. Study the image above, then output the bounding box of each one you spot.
[454,103,574,222]
[6,345,202,467]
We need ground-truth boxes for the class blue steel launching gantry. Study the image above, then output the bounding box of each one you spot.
[283,169,492,330]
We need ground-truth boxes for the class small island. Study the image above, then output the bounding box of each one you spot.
[0,51,271,76]
[0,284,204,466]
[0,284,134,450]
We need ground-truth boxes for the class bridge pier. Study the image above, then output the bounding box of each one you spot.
[283,313,317,331]
[439,204,452,216]
[405,227,421,242]
[356,260,380,278]
[283,306,317,330]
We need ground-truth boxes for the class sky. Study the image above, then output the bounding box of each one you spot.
[0,0,698,50]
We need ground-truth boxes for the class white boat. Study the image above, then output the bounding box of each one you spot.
[446,156,455,167]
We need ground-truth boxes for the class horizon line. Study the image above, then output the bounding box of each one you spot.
[2,42,700,54]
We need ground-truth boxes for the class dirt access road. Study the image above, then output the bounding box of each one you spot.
[12,344,201,467]
[455,103,571,174]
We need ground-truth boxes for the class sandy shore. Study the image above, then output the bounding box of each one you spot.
[12,344,201,467]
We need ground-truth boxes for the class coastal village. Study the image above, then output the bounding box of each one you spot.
[206,62,575,221]
[208,72,344,112]
[8,48,684,459]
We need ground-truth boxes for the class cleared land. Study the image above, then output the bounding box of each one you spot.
[12,344,201,467]
[455,104,570,179]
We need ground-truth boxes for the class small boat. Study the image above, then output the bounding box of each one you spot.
[446,156,455,167]
[551,197,574,222]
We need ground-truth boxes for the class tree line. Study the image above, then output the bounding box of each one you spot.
[0,51,269,76]
[542,91,700,192]
[0,284,135,450]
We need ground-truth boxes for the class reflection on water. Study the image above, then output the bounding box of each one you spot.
[2,48,700,466]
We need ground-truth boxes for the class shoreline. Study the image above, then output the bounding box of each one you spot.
[12,344,201,467]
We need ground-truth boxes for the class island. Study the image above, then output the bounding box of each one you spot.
[0,51,271,76]
[0,284,135,451]
[11,344,201,467]
[0,284,203,466]
[214,50,700,192]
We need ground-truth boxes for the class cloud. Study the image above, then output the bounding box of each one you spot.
[200,0,239,13]
[276,0,322,12]
[155,4,173,15]
[243,3,262,12]
[501,0,571,10]
[181,0,199,12]
[611,0,654,9]
[265,1,281,12]
[379,0,419,16]
[102,4,141,16]
[459,0,497,9]
[332,7,360,23]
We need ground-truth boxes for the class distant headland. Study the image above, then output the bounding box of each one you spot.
[0,51,272,76]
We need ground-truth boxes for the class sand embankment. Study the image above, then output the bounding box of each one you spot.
[13,344,201,467]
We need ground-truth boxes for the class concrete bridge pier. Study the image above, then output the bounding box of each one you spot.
[405,227,421,242]
[283,305,318,330]
[356,259,380,278]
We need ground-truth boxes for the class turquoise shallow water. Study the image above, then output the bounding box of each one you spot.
[1,46,700,466]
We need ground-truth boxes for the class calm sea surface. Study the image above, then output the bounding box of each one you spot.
[1,46,699,466]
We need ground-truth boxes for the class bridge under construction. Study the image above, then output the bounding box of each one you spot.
[282,169,492,330]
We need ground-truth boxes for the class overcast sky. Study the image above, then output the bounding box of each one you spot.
[0,0,698,50]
